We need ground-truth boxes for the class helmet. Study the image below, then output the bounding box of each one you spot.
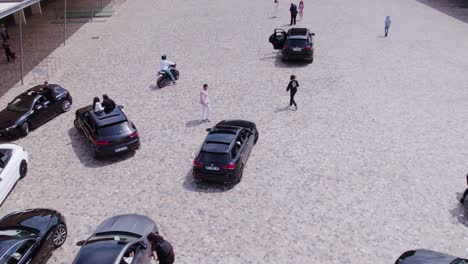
[161,54,167,60]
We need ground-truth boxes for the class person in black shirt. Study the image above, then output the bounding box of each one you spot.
[289,3,298,25]
[102,94,116,113]
[286,75,299,110]
[460,174,468,204]
[147,232,175,264]
[3,42,16,63]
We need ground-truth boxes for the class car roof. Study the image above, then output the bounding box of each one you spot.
[397,249,458,264]
[89,108,127,128]
[201,128,241,154]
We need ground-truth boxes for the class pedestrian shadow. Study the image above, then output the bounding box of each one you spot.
[377,35,386,38]
[274,106,292,113]
[67,127,135,168]
[182,168,235,193]
[449,192,468,227]
[185,120,204,127]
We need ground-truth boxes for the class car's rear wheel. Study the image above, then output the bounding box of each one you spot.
[20,122,29,137]
[254,130,259,145]
[61,100,71,112]
[157,76,166,88]
[19,160,27,179]
[236,164,244,183]
[53,224,67,248]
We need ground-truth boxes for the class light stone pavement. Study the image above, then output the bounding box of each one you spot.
[0,0,468,263]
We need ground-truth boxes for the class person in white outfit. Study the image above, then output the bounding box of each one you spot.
[272,0,279,18]
[200,84,211,122]
[160,54,176,84]
[93,97,104,114]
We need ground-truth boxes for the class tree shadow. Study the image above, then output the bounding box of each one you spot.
[67,127,135,168]
[182,168,235,193]
[449,192,468,227]
[416,0,468,23]
[185,120,204,127]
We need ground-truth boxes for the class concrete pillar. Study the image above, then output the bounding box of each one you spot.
[13,10,27,25]
[31,2,43,15]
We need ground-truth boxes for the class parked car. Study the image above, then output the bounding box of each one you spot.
[74,105,140,158]
[268,27,315,62]
[0,84,72,137]
[72,214,158,264]
[395,249,468,264]
[0,143,28,205]
[0,208,67,264]
[193,120,259,184]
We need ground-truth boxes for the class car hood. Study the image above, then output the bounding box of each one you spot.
[0,209,57,234]
[0,108,26,128]
[95,214,157,237]
[398,249,458,264]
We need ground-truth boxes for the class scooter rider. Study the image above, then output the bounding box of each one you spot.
[160,54,176,84]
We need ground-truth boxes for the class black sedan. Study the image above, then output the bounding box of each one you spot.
[0,208,67,263]
[269,27,315,62]
[74,105,140,158]
[395,249,467,264]
[193,120,259,184]
[0,84,72,137]
[73,214,158,264]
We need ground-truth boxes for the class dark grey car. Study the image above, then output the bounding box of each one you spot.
[395,249,468,264]
[72,214,158,264]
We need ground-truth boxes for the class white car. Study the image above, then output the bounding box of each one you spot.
[0,144,28,205]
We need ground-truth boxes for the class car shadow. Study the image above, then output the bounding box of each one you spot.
[449,192,468,227]
[67,127,135,168]
[182,168,235,193]
[274,53,311,68]
[185,120,204,127]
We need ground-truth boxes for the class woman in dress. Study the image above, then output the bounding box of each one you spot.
[272,0,279,18]
[298,0,304,20]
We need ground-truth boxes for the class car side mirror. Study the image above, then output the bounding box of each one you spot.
[310,33,315,36]
[206,128,212,132]
[118,105,124,109]
[76,240,85,246]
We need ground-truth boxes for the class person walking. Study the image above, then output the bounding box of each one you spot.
[286,75,299,110]
[0,24,9,44]
[272,0,279,18]
[384,16,391,37]
[200,84,211,122]
[460,173,468,204]
[2,42,16,63]
[289,3,298,25]
[298,1,304,20]
[147,233,175,264]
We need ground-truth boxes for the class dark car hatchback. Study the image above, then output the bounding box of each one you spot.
[269,27,315,62]
[193,120,259,184]
[74,105,140,158]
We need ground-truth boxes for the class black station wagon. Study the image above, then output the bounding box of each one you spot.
[269,27,315,62]
[0,84,72,137]
[74,105,140,158]
[193,120,259,184]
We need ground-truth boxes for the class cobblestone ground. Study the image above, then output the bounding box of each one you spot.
[0,0,467,263]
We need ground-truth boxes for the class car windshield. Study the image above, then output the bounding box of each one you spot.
[199,152,229,163]
[286,38,309,47]
[74,240,127,264]
[456,260,468,264]
[97,121,131,137]
[7,97,32,112]
[0,228,38,239]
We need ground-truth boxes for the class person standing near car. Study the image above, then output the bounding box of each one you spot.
[147,233,175,264]
[2,42,16,63]
[200,84,211,122]
[0,24,9,44]
[384,16,391,37]
[460,173,468,204]
[286,75,299,110]
[289,3,298,25]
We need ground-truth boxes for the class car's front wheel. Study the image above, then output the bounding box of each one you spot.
[20,122,29,137]
[61,100,71,112]
[19,160,27,179]
[53,224,67,248]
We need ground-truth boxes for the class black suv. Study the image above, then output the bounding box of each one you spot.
[0,84,72,137]
[269,28,315,62]
[395,249,467,264]
[74,105,140,158]
[193,120,259,184]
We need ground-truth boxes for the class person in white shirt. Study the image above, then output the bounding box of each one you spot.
[93,97,104,113]
[160,54,176,84]
[200,84,211,122]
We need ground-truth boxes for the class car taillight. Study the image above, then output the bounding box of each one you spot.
[129,131,138,139]
[94,139,110,146]
[222,162,236,170]
[193,160,203,167]
[282,45,289,50]
[303,46,312,51]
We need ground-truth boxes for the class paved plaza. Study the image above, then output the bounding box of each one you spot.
[0,0,467,263]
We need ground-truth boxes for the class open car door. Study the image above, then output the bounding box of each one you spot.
[269,29,287,50]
